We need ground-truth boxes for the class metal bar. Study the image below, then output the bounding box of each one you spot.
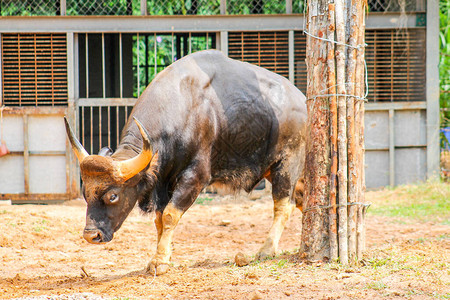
[365,101,426,111]
[206,32,209,50]
[171,32,175,62]
[288,30,294,83]
[145,35,149,85]
[61,0,66,16]
[90,106,93,154]
[34,34,38,106]
[1,106,67,115]
[8,151,67,156]
[188,32,192,54]
[78,98,138,107]
[137,33,140,96]
[389,109,395,186]
[23,115,29,194]
[81,106,85,146]
[29,151,67,155]
[119,33,123,98]
[102,32,106,99]
[426,0,440,178]
[66,32,77,197]
[220,0,226,15]
[286,0,292,14]
[99,106,102,150]
[220,31,228,56]
[3,194,69,203]
[50,34,55,106]
[85,33,89,98]
[0,14,422,33]
[0,33,3,106]
[18,33,22,106]
[140,0,147,16]
[154,32,157,77]
[116,106,119,146]
[108,106,111,147]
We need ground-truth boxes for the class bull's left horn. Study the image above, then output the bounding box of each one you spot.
[64,117,89,163]
[116,117,155,181]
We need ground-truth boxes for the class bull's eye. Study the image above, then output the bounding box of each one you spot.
[109,194,119,203]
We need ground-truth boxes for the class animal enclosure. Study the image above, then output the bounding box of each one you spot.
[0,0,440,203]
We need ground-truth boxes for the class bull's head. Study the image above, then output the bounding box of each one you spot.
[64,117,157,244]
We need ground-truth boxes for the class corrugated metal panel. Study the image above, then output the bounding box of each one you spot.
[2,33,68,106]
[228,31,289,79]
[365,28,426,102]
[293,31,307,93]
[292,28,426,102]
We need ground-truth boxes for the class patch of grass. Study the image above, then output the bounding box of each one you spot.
[367,181,450,224]
[366,281,387,290]
[437,233,450,241]
[195,196,214,205]
[32,219,49,232]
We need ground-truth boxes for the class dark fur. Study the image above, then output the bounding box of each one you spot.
[79,50,307,243]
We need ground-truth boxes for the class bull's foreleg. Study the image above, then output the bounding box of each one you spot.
[148,203,184,275]
[147,158,210,275]
[256,196,295,260]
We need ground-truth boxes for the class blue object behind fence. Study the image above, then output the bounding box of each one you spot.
[441,127,450,151]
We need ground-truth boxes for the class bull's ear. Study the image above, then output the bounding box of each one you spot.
[64,116,89,163]
[98,147,113,157]
[115,117,154,181]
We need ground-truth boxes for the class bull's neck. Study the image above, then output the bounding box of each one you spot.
[112,143,141,161]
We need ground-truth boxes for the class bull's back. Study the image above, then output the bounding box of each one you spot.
[125,50,306,190]
[190,51,307,190]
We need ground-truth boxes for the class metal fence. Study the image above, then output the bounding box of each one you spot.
[0,0,422,16]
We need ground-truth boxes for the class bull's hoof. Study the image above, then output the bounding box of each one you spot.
[255,248,276,261]
[146,262,170,275]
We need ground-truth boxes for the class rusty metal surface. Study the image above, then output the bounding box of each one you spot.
[228,31,289,80]
[365,28,426,102]
[2,33,68,107]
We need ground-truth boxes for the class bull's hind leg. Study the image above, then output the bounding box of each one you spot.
[256,172,296,260]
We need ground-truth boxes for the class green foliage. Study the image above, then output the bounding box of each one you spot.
[195,196,214,205]
[440,0,450,148]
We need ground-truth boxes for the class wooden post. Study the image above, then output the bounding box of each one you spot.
[335,0,349,265]
[300,0,331,261]
[346,0,359,262]
[327,2,338,262]
[355,0,366,257]
[301,0,367,265]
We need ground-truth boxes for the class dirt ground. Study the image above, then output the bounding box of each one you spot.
[0,190,448,300]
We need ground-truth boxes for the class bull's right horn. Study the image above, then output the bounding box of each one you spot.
[64,117,89,163]
[115,117,155,181]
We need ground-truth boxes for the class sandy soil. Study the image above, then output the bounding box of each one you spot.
[0,191,448,299]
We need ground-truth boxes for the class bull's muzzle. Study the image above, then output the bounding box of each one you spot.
[83,228,105,244]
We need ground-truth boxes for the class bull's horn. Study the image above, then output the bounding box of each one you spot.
[64,117,89,162]
[116,117,154,181]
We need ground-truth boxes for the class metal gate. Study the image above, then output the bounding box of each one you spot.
[76,32,216,155]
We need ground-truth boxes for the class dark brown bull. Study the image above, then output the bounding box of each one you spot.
[65,50,307,275]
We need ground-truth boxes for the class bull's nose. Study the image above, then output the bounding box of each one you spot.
[83,229,103,244]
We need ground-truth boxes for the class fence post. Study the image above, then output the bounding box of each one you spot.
[61,0,66,16]
[301,0,367,265]
[141,0,147,15]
